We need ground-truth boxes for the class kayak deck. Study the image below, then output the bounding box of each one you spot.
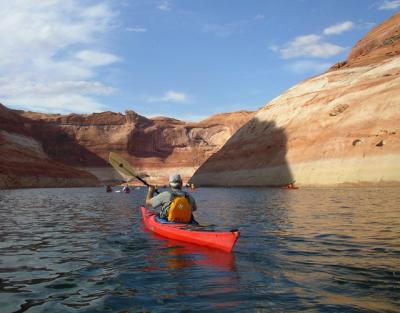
[140,206,240,252]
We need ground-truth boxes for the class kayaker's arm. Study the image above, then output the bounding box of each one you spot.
[145,186,156,206]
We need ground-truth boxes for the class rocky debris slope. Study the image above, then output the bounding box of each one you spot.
[0,104,99,189]
[14,109,254,186]
[190,13,400,187]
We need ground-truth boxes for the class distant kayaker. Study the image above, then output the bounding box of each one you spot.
[287,180,297,189]
[106,185,112,192]
[122,185,131,193]
[146,174,197,223]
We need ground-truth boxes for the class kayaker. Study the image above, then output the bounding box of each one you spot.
[146,174,197,223]
[287,180,297,189]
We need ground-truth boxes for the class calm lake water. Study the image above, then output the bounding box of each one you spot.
[0,187,399,313]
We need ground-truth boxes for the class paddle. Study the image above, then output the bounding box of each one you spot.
[108,152,159,194]
[108,153,221,228]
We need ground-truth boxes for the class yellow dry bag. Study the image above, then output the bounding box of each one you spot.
[168,194,192,223]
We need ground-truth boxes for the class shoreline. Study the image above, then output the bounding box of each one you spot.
[2,183,400,191]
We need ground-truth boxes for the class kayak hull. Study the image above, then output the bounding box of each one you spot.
[140,206,239,252]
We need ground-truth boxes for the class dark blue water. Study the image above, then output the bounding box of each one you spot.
[0,187,399,312]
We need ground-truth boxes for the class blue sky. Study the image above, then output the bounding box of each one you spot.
[0,0,399,121]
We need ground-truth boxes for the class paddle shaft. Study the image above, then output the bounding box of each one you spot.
[109,152,160,194]
[116,162,159,194]
[134,175,160,194]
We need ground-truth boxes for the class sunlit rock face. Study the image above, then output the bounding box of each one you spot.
[346,13,400,67]
[13,109,254,186]
[190,13,400,187]
[0,104,99,189]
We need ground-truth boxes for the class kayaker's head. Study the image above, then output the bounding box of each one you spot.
[169,173,182,190]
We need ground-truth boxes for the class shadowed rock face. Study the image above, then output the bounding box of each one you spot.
[191,13,400,187]
[0,104,100,189]
[190,119,292,186]
[11,109,254,186]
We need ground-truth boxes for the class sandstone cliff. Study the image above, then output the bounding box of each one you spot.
[190,13,400,187]
[0,104,100,189]
[13,109,253,186]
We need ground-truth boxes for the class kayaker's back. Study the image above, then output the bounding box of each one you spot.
[153,190,197,222]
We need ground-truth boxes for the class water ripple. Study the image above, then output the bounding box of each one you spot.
[0,187,399,312]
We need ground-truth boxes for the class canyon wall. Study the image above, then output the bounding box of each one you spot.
[8,108,253,187]
[2,13,399,189]
[190,13,400,187]
[0,104,99,189]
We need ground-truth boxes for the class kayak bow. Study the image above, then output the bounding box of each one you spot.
[141,206,240,252]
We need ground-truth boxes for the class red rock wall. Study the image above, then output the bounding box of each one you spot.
[347,13,400,67]
[14,108,254,186]
[0,104,100,189]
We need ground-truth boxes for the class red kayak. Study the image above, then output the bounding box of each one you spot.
[140,206,240,252]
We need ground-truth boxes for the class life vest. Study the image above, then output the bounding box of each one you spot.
[167,192,192,223]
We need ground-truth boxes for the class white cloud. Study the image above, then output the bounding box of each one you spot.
[254,14,265,20]
[0,80,114,97]
[126,26,147,33]
[157,1,171,11]
[0,0,119,114]
[144,90,189,103]
[161,91,188,102]
[278,35,345,58]
[379,0,400,9]
[6,94,108,114]
[287,60,332,74]
[75,50,120,67]
[145,113,207,122]
[323,21,354,35]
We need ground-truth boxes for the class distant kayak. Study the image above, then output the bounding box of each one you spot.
[115,189,131,193]
[140,206,240,252]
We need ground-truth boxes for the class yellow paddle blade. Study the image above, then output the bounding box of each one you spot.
[108,152,137,178]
